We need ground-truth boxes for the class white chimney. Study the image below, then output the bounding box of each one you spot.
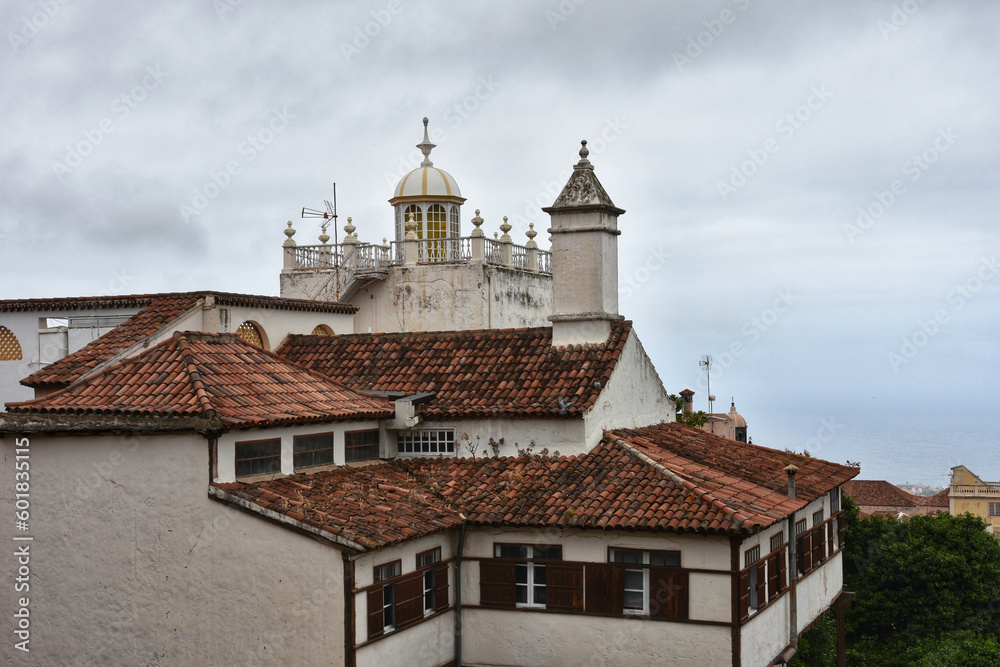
[543,140,626,347]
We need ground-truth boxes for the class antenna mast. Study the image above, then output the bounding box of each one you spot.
[301,182,339,245]
[700,355,714,416]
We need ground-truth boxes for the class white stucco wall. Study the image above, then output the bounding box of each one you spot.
[462,608,730,667]
[1,432,347,666]
[584,329,673,449]
[295,262,553,334]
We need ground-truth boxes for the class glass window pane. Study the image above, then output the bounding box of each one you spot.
[623,590,644,610]
[515,564,528,584]
[624,569,644,590]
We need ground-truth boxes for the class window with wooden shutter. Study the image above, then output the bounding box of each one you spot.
[545,563,583,611]
[838,516,846,549]
[756,561,767,609]
[813,526,825,565]
[650,568,688,620]
[584,563,622,615]
[739,570,750,620]
[367,587,384,638]
[479,560,517,608]
[767,553,780,600]
[394,573,424,629]
[434,563,449,611]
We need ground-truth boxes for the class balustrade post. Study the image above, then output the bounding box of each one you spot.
[283,221,297,271]
[500,216,513,267]
[526,222,539,272]
[470,209,485,262]
[404,214,418,267]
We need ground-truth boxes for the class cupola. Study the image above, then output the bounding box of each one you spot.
[389,118,466,243]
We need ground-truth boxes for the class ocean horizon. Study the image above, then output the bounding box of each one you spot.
[747,404,997,489]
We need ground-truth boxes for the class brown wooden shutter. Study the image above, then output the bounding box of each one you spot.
[479,560,516,608]
[395,572,424,629]
[650,568,688,620]
[777,550,787,594]
[755,562,767,607]
[813,526,825,566]
[367,587,384,639]
[800,533,813,573]
[738,570,749,620]
[767,555,779,600]
[584,563,623,615]
[838,516,846,549]
[434,563,449,611]
[546,563,583,611]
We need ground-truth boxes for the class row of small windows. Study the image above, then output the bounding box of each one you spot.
[397,429,455,454]
[234,430,380,477]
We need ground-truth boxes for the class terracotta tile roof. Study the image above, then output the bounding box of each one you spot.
[275,321,632,418]
[7,332,393,428]
[609,423,859,505]
[219,423,858,546]
[212,465,463,550]
[843,480,922,508]
[921,487,950,508]
[22,293,201,388]
[19,291,356,389]
[404,438,796,534]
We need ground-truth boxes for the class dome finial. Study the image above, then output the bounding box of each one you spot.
[574,140,593,170]
[417,117,436,167]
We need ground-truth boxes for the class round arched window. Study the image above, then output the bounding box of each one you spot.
[0,326,22,361]
[236,321,265,349]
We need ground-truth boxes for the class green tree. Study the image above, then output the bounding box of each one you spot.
[792,496,1000,667]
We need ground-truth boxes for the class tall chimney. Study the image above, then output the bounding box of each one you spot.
[679,389,695,414]
[543,140,626,347]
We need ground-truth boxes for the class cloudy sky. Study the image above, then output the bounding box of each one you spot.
[2,1,997,484]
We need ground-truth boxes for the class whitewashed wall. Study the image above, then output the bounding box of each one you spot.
[0,432,347,666]
[344,262,553,334]
[584,329,674,449]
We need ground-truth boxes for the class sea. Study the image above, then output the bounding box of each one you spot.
[747,405,999,489]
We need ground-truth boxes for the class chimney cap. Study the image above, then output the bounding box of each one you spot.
[784,464,799,474]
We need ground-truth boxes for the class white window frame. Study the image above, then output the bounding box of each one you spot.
[745,545,761,613]
[397,429,456,455]
[609,548,680,616]
[495,544,558,609]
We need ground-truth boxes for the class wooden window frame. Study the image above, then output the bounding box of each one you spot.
[416,547,442,615]
[345,429,379,462]
[608,548,682,616]
[234,437,281,478]
[489,544,564,610]
[292,431,333,470]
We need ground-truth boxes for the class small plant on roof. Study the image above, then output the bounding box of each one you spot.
[488,437,503,459]
[460,432,480,461]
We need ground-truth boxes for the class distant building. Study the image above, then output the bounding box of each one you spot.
[678,389,748,442]
[843,480,948,518]
[950,466,1000,538]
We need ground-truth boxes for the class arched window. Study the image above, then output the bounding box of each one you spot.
[311,324,333,336]
[0,326,22,361]
[426,204,447,259]
[404,205,423,239]
[236,321,267,350]
[449,205,460,238]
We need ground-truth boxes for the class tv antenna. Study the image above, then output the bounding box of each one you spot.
[301,183,338,244]
[699,355,714,415]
